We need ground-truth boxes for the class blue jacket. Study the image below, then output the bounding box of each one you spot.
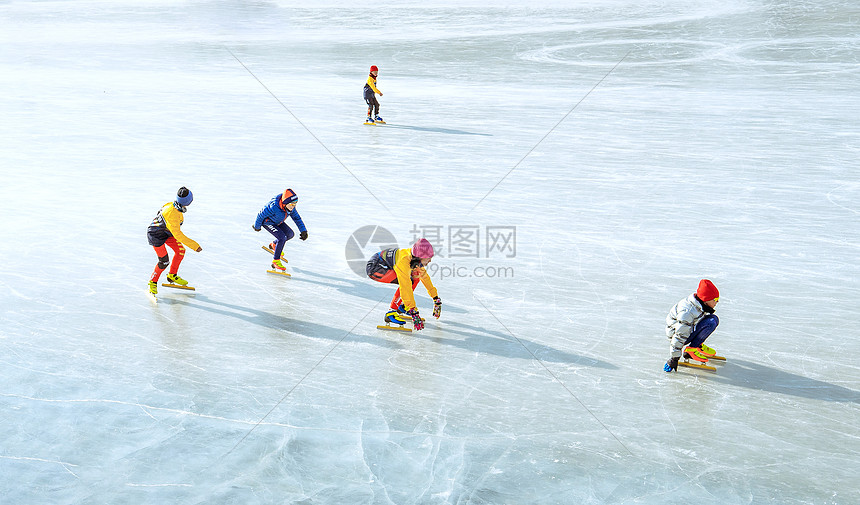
[254,195,307,232]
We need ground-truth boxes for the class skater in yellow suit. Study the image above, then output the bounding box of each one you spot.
[366,238,441,330]
[146,187,202,294]
[363,65,384,124]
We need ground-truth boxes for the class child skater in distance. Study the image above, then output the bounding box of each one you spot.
[252,188,308,272]
[147,187,202,295]
[364,65,384,124]
[664,279,721,372]
[365,238,441,330]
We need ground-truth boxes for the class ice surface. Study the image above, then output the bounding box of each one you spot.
[1,0,858,503]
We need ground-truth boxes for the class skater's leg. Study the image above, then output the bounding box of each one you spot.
[274,223,294,258]
[686,315,719,348]
[150,244,169,282]
[263,223,293,260]
[164,237,186,275]
[372,96,380,117]
[364,89,375,119]
[390,278,420,310]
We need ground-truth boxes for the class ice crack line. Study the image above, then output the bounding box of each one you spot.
[0,455,79,477]
[226,47,394,217]
[474,295,634,457]
[219,298,385,460]
[469,49,631,214]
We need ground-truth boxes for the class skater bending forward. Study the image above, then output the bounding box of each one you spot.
[664,279,720,372]
[147,186,202,295]
[252,188,308,272]
[366,238,441,331]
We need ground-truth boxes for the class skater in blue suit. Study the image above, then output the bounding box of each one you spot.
[252,188,308,272]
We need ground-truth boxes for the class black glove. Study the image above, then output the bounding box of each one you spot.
[664,357,679,372]
[432,296,442,319]
[300,231,308,241]
[253,225,261,232]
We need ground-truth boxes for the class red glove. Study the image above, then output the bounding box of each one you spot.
[407,308,425,331]
[432,296,442,319]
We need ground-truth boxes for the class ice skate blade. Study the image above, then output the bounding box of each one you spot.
[147,292,158,304]
[267,270,292,277]
[377,324,411,332]
[261,246,287,261]
[679,361,716,372]
[161,283,196,291]
[364,121,376,125]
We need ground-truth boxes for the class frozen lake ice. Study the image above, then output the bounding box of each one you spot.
[1,0,858,503]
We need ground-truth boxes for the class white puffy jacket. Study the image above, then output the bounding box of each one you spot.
[665,294,707,359]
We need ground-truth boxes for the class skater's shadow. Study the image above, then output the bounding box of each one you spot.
[381,124,492,136]
[704,359,859,403]
[291,268,467,315]
[159,294,403,350]
[428,321,618,369]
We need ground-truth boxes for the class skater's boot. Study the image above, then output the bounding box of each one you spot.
[365,116,375,124]
[148,281,158,295]
[384,310,409,325]
[271,259,287,272]
[374,115,385,123]
[684,346,709,363]
[698,343,717,357]
[166,273,188,286]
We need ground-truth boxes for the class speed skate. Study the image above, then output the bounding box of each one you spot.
[679,353,726,373]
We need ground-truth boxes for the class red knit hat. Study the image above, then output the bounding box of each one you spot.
[279,188,298,209]
[696,279,719,302]
[370,65,378,72]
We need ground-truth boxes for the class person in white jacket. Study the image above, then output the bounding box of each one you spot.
[664,279,720,372]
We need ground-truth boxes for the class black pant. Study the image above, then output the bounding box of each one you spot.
[366,252,395,282]
[364,87,379,115]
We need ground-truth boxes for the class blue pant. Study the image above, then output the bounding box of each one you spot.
[686,315,719,348]
[263,222,294,259]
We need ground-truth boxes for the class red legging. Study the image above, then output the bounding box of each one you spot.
[150,237,185,282]
[372,269,420,310]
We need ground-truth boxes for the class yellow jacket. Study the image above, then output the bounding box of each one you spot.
[392,248,437,311]
[366,75,382,94]
[160,202,200,250]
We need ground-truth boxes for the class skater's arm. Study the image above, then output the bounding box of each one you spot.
[289,209,307,233]
[668,310,696,358]
[254,199,276,229]
[417,268,438,299]
[163,206,200,251]
[253,208,268,230]
[393,251,419,311]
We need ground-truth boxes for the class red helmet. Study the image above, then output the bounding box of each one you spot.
[370,65,378,72]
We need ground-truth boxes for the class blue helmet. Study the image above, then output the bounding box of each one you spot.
[176,187,193,206]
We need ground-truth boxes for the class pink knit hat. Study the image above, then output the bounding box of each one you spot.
[411,238,434,259]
